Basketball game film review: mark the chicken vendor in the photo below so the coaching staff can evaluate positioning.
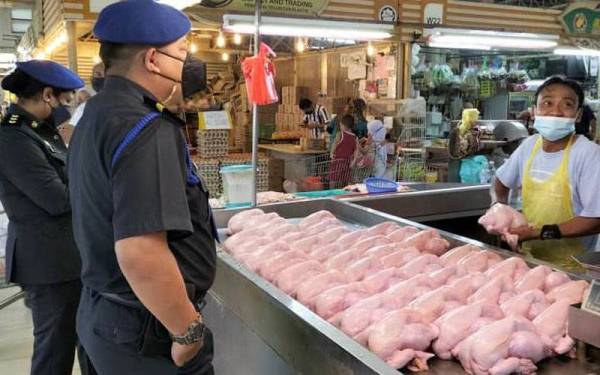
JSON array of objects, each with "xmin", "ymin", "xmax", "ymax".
[
  {"xmin": 493, "ymin": 76, "xmax": 600, "ymax": 270},
  {"xmin": 299, "ymin": 98, "xmax": 330, "ymax": 138}
]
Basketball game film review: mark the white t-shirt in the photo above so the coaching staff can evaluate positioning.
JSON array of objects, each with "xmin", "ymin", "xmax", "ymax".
[
  {"xmin": 496, "ymin": 134, "xmax": 600, "ymax": 250},
  {"xmin": 69, "ymin": 102, "xmax": 86, "ymax": 126}
]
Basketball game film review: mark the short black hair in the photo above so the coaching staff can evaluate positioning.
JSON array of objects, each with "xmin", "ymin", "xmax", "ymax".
[
  {"xmin": 340, "ymin": 114, "xmax": 354, "ymax": 128},
  {"xmin": 299, "ymin": 98, "xmax": 312, "ymax": 111},
  {"xmin": 99, "ymin": 42, "xmax": 148, "ymax": 72},
  {"xmin": 535, "ymin": 75, "xmax": 584, "ymax": 109},
  {"xmin": 1, "ymin": 68, "xmax": 69, "ymax": 99}
]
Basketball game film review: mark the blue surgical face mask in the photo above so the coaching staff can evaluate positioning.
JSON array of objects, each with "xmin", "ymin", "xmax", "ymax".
[{"xmin": 533, "ymin": 116, "xmax": 576, "ymax": 142}]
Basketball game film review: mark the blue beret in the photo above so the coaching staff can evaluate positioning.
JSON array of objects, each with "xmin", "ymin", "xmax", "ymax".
[
  {"xmin": 94, "ymin": 0, "xmax": 191, "ymax": 45},
  {"xmin": 14, "ymin": 60, "xmax": 84, "ymax": 90}
]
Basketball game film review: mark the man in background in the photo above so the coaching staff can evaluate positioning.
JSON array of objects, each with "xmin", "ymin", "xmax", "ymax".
[{"xmin": 299, "ymin": 98, "xmax": 330, "ymax": 138}]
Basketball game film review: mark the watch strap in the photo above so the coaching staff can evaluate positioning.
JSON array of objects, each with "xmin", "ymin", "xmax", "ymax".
[
  {"xmin": 541, "ymin": 224, "xmax": 561, "ymax": 240},
  {"xmin": 170, "ymin": 314, "xmax": 205, "ymax": 345}
]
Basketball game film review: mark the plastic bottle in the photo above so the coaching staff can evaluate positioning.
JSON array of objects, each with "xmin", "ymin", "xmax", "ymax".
[{"xmin": 479, "ymin": 160, "xmax": 496, "ymax": 184}]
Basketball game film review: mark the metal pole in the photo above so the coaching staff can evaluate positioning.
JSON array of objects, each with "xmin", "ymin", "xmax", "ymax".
[{"xmin": 251, "ymin": 0, "xmax": 262, "ymax": 207}]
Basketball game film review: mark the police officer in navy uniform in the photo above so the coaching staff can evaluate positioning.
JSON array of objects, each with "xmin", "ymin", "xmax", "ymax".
[
  {"xmin": 67, "ymin": 0, "xmax": 217, "ymax": 374},
  {"xmin": 0, "ymin": 60, "xmax": 97, "ymax": 375}
]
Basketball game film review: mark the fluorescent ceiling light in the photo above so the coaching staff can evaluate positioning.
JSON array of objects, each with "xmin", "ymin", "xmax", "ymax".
[
  {"xmin": 554, "ymin": 47, "xmax": 600, "ymax": 57},
  {"xmin": 427, "ymin": 28, "xmax": 558, "ymax": 50},
  {"xmin": 428, "ymin": 42, "xmax": 491, "ymax": 51},
  {"xmin": 223, "ymin": 15, "xmax": 393, "ymax": 41},
  {"xmin": 157, "ymin": 0, "xmax": 198, "ymax": 10}
]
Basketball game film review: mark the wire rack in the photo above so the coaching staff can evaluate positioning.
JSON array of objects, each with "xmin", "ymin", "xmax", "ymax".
[
  {"xmin": 395, "ymin": 99, "xmax": 427, "ymax": 183},
  {"xmin": 297, "ymin": 147, "xmax": 378, "ymax": 191}
]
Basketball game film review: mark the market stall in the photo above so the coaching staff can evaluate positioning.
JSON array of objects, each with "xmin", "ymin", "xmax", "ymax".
[{"xmin": 207, "ymin": 199, "xmax": 600, "ymax": 375}]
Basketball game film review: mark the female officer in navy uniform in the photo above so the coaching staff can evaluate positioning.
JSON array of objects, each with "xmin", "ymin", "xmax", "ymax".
[{"xmin": 0, "ymin": 60, "xmax": 96, "ymax": 375}]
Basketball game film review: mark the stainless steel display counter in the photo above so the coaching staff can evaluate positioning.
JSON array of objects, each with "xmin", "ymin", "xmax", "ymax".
[
  {"xmin": 345, "ymin": 183, "xmax": 491, "ymax": 222},
  {"xmin": 206, "ymin": 199, "xmax": 599, "ymax": 375}
]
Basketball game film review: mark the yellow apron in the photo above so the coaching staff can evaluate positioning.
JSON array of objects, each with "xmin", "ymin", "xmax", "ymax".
[{"xmin": 521, "ymin": 135, "xmax": 586, "ymax": 272}]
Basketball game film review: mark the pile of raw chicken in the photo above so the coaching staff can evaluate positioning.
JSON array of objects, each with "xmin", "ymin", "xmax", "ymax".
[{"xmin": 223, "ymin": 209, "xmax": 589, "ymax": 375}]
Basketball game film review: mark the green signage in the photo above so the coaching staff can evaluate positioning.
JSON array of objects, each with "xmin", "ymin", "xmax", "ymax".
[
  {"xmin": 199, "ymin": 0, "xmax": 329, "ymax": 16},
  {"xmin": 561, "ymin": 2, "xmax": 600, "ymax": 35}
]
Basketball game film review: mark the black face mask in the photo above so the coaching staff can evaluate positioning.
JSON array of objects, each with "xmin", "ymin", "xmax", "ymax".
[
  {"xmin": 92, "ymin": 77, "xmax": 105, "ymax": 92},
  {"xmin": 156, "ymin": 51, "xmax": 207, "ymax": 99},
  {"xmin": 49, "ymin": 105, "xmax": 72, "ymax": 127}
]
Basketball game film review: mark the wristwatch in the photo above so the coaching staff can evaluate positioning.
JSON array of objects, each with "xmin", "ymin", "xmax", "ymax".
[
  {"xmin": 170, "ymin": 313, "xmax": 205, "ymax": 345},
  {"xmin": 540, "ymin": 224, "xmax": 562, "ymax": 240}
]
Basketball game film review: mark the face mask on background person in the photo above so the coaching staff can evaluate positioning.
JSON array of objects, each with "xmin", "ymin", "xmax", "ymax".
[
  {"xmin": 533, "ymin": 116, "xmax": 576, "ymax": 142},
  {"xmin": 92, "ymin": 77, "xmax": 105, "ymax": 92}
]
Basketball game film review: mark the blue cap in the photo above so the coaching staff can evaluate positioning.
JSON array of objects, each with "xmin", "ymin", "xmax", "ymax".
[
  {"xmin": 93, "ymin": 0, "xmax": 191, "ymax": 45},
  {"xmin": 14, "ymin": 60, "xmax": 84, "ymax": 90}
]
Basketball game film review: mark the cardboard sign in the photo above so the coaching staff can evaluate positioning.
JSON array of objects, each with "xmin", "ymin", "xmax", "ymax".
[
  {"xmin": 198, "ymin": 111, "xmax": 232, "ymax": 130},
  {"xmin": 582, "ymin": 279, "xmax": 600, "ymax": 316}
]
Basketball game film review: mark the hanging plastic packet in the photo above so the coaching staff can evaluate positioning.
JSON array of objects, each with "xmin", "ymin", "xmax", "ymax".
[{"xmin": 241, "ymin": 42, "xmax": 279, "ymax": 105}]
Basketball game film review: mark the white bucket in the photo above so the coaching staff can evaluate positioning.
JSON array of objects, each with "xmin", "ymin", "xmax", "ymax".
[{"xmin": 220, "ymin": 164, "xmax": 253, "ymax": 206}]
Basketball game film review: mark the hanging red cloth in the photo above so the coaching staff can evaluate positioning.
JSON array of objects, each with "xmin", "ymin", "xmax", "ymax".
[{"xmin": 241, "ymin": 42, "xmax": 279, "ymax": 106}]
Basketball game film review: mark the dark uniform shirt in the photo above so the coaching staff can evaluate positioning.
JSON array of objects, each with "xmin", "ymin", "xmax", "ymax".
[
  {"xmin": 67, "ymin": 76, "xmax": 216, "ymax": 298},
  {"xmin": 0, "ymin": 105, "xmax": 81, "ymax": 284}
]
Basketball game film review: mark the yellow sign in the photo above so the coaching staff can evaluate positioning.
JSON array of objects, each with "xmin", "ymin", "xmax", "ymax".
[{"xmin": 199, "ymin": 0, "xmax": 329, "ymax": 16}]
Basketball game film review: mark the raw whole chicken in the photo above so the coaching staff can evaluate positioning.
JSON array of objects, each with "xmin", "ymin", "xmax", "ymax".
[
  {"xmin": 544, "ymin": 271, "xmax": 571, "ymax": 292},
  {"xmin": 267, "ymin": 223, "xmax": 300, "ymax": 241},
  {"xmin": 468, "ymin": 275, "xmax": 513, "ymax": 315},
  {"xmin": 309, "ymin": 243, "xmax": 342, "ymax": 263},
  {"xmin": 433, "ymin": 302, "xmax": 497, "ymax": 360},
  {"xmin": 366, "ymin": 222, "xmax": 402, "ymax": 237},
  {"xmin": 238, "ymin": 241, "xmax": 291, "ymax": 272},
  {"xmin": 337, "ymin": 229, "xmax": 370, "ymax": 248},
  {"xmin": 317, "ymin": 226, "xmax": 349, "ymax": 245},
  {"xmin": 227, "ymin": 208, "xmax": 264, "ymax": 234},
  {"xmin": 514, "ymin": 265, "xmax": 552, "ymax": 294},
  {"xmin": 296, "ymin": 271, "xmax": 348, "ymax": 310},
  {"xmin": 533, "ymin": 300, "xmax": 575, "ymax": 356},
  {"xmin": 478, "ymin": 204, "xmax": 528, "ymax": 250},
  {"xmin": 457, "ymin": 250, "xmax": 501, "ymax": 274},
  {"xmin": 500, "ymin": 289, "xmax": 548, "ymax": 321},
  {"xmin": 299, "ymin": 210, "xmax": 336, "ymax": 229},
  {"xmin": 348, "ymin": 235, "xmax": 392, "ymax": 254},
  {"xmin": 275, "ymin": 260, "xmax": 325, "ymax": 296},
  {"xmin": 380, "ymin": 248, "xmax": 421, "ymax": 268},
  {"xmin": 314, "ymin": 282, "xmax": 371, "ymax": 321},
  {"xmin": 456, "ymin": 317, "xmax": 544, "ymax": 375},
  {"xmin": 290, "ymin": 235, "xmax": 321, "ymax": 254},
  {"xmin": 397, "ymin": 254, "xmax": 441, "ymax": 280},
  {"xmin": 387, "ymin": 227, "xmax": 420, "ymax": 243},
  {"xmin": 440, "ymin": 244, "xmax": 479, "ymax": 267},
  {"xmin": 400, "ymin": 229, "xmax": 450, "ymax": 256},
  {"xmin": 546, "ymin": 280, "xmax": 589, "ymax": 306},
  {"xmin": 338, "ymin": 275, "xmax": 431, "ymax": 343},
  {"xmin": 363, "ymin": 244, "xmax": 397, "ymax": 259},
  {"xmin": 258, "ymin": 250, "xmax": 308, "ymax": 281},
  {"xmin": 368, "ymin": 309, "xmax": 439, "ymax": 371},
  {"xmin": 484, "ymin": 257, "xmax": 530, "ymax": 283}
]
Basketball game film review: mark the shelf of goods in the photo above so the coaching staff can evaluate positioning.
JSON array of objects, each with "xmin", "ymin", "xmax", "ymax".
[
  {"xmin": 205, "ymin": 199, "xmax": 600, "ymax": 375},
  {"xmin": 193, "ymin": 153, "xmax": 276, "ymax": 198}
]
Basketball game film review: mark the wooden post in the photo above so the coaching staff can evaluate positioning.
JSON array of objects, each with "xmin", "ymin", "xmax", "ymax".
[
  {"xmin": 66, "ymin": 21, "xmax": 78, "ymax": 74},
  {"xmin": 320, "ymin": 53, "xmax": 327, "ymax": 97},
  {"xmin": 402, "ymin": 42, "xmax": 411, "ymax": 99}
]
